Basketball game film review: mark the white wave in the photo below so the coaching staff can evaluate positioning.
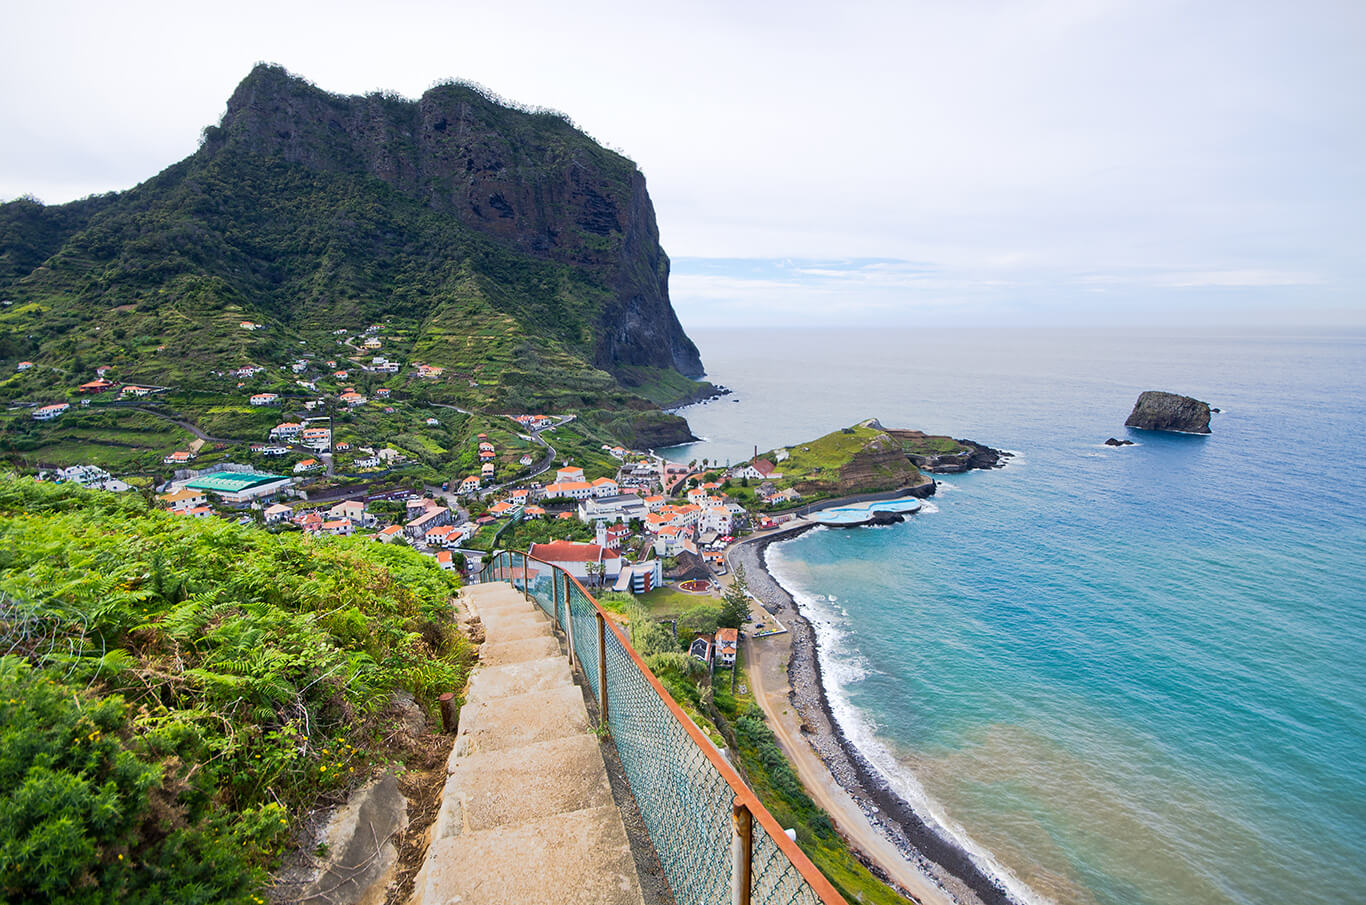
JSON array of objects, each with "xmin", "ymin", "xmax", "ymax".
[
  {"xmin": 918, "ymin": 500, "xmax": 940, "ymax": 515},
  {"xmin": 765, "ymin": 543, "xmax": 1054, "ymax": 905}
]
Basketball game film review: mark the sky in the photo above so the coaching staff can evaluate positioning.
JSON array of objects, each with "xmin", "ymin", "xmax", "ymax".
[{"xmin": 2, "ymin": 0, "xmax": 1363, "ymax": 327}]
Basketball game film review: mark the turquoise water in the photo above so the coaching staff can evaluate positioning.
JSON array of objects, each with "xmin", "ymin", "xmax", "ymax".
[{"xmin": 666, "ymin": 328, "xmax": 1366, "ymax": 905}]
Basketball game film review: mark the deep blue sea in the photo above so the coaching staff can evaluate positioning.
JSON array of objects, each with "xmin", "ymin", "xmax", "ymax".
[{"xmin": 664, "ymin": 327, "xmax": 1366, "ymax": 905}]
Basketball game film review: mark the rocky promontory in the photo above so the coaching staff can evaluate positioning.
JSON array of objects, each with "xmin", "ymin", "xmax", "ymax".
[{"xmin": 1124, "ymin": 391, "xmax": 1212, "ymax": 434}]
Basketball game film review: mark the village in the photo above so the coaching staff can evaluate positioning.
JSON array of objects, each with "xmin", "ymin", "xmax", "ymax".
[{"xmin": 10, "ymin": 319, "xmax": 827, "ymax": 662}]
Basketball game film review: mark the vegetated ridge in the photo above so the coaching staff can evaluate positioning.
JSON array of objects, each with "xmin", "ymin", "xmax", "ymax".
[
  {"xmin": 0, "ymin": 64, "xmax": 708, "ymax": 446},
  {"xmin": 727, "ymin": 418, "xmax": 1008, "ymax": 510}
]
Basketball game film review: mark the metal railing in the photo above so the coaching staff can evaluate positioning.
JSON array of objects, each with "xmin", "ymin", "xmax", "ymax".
[{"xmin": 480, "ymin": 550, "xmax": 846, "ymax": 905}]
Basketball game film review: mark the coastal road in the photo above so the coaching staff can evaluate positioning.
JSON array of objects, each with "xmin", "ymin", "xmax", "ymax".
[{"xmin": 744, "ymin": 631, "xmax": 956, "ymax": 905}]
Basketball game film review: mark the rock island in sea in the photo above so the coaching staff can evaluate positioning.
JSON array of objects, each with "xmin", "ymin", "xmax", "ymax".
[{"xmin": 726, "ymin": 420, "xmax": 1019, "ymax": 905}]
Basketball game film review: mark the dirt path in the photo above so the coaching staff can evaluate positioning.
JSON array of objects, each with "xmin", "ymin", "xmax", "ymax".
[{"xmin": 745, "ymin": 632, "xmax": 955, "ymax": 905}]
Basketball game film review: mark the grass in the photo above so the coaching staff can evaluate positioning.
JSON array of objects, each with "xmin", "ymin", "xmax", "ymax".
[{"xmin": 635, "ymin": 585, "xmax": 717, "ymax": 619}]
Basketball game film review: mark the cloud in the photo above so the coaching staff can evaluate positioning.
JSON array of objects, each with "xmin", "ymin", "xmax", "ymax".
[{"xmin": 0, "ymin": 0, "xmax": 1361, "ymax": 324}]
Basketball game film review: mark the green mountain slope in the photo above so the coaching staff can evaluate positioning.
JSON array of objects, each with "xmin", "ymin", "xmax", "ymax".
[{"xmin": 0, "ymin": 65, "xmax": 706, "ymax": 440}]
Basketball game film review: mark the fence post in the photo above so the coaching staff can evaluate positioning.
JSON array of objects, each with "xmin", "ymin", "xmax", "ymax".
[
  {"xmin": 564, "ymin": 573, "xmax": 577, "ymax": 671},
  {"xmin": 732, "ymin": 799, "xmax": 753, "ymax": 905},
  {"xmin": 595, "ymin": 610, "xmax": 608, "ymax": 722},
  {"xmin": 522, "ymin": 553, "xmax": 529, "ymax": 601},
  {"xmin": 552, "ymin": 565, "xmax": 562, "ymax": 629}
]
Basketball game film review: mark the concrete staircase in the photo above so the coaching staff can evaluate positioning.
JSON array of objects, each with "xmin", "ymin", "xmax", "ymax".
[{"xmin": 411, "ymin": 582, "xmax": 646, "ymax": 905}]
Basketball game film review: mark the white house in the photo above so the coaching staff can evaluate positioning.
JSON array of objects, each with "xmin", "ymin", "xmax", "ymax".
[
  {"xmin": 590, "ymin": 477, "xmax": 620, "ymax": 498},
  {"xmin": 327, "ymin": 499, "xmax": 374, "ymax": 527},
  {"xmin": 578, "ymin": 494, "xmax": 649, "ymax": 525},
  {"xmin": 32, "ymin": 403, "xmax": 69, "ymax": 421},
  {"xmin": 249, "ymin": 393, "xmax": 279, "ymax": 406},
  {"xmin": 264, "ymin": 503, "xmax": 293, "ymax": 524},
  {"xmin": 270, "ymin": 422, "xmax": 303, "ymax": 440},
  {"xmin": 526, "ymin": 540, "xmax": 621, "ymax": 584},
  {"xmin": 543, "ymin": 480, "xmax": 593, "ymax": 500},
  {"xmin": 555, "ymin": 466, "xmax": 585, "ymax": 483}
]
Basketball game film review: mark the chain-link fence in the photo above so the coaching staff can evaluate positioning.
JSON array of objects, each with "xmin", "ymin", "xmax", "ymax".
[{"xmin": 480, "ymin": 551, "xmax": 845, "ymax": 905}]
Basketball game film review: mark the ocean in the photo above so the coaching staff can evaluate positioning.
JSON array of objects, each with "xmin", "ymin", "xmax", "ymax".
[{"xmin": 664, "ymin": 327, "xmax": 1366, "ymax": 905}]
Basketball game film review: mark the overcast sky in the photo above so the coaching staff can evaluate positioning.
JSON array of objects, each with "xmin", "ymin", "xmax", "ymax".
[{"xmin": 2, "ymin": 0, "xmax": 1362, "ymax": 327}]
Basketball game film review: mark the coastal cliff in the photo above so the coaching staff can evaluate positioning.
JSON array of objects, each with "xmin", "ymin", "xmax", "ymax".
[
  {"xmin": 1124, "ymin": 391, "xmax": 1212, "ymax": 433},
  {"xmin": 0, "ymin": 64, "xmax": 708, "ymax": 433}
]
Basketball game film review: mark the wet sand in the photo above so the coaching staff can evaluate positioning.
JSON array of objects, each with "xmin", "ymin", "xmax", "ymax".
[{"xmin": 730, "ymin": 528, "xmax": 1018, "ymax": 905}]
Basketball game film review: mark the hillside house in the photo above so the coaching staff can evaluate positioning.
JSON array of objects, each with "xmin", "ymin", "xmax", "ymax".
[
  {"xmin": 250, "ymin": 393, "xmax": 279, "ymax": 406},
  {"xmin": 480, "ymin": 462, "xmax": 495, "ymax": 479},
  {"xmin": 555, "ymin": 466, "xmax": 585, "ymax": 483},
  {"xmin": 16, "ymin": 361, "xmax": 33, "ymax": 371},
  {"xmin": 294, "ymin": 458, "xmax": 323, "ymax": 474},
  {"xmin": 78, "ymin": 379, "xmax": 114, "ymax": 394},
  {"xmin": 732, "ymin": 459, "xmax": 782, "ymax": 481},
  {"xmin": 435, "ymin": 550, "xmax": 454, "ymax": 571},
  {"xmin": 321, "ymin": 519, "xmax": 354, "ymax": 536},
  {"xmin": 424, "ymin": 525, "xmax": 457, "ymax": 547},
  {"xmin": 375, "ymin": 525, "xmax": 405, "ymax": 543},
  {"xmin": 416, "ymin": 365, "xmax": 444, "ymax": 379},
  {"xmin": 120, "ymin": 386, "xmax": 153, "ymax": 398},
  {"xmin": 715, "ymin": 628, "xmax": 738, "ymax": 666},
  {"xmin": 32, "ymin": 403, "xmax": 69, "ymax": 421},
  {"xmin": 159, "ymin": 488, "xmax": 207, "ymax": 512},
  {"xmin": 270, "ymin": 422, "xmax": 302, "ymax": 440},
  {"xmin": 264, "ymin": 503, "xmax": 293, "ymax": 524},
  {"xmin": 591, "ymin": 477, "xmax": 620, "ymax": 497},
  {"xmin": 543, "ymin": 480, "xmax": 593, "ymax": 501},
  {"xmin": 405, "ymin": 506, "xmax": 452, "ymax": 541},
  {"xmin": 578, "ymin": 494, "xmax": 648, "ymax": 524},
  {"xmin": 363, "ymin": 338, "xmax": 383, "ymax": 350},
  {"xmin": 300, "ymin": 428, "xmax": 331, "ymax": 451},
  {"xmin": 426, "ymin": 417, "xmax": 440, "ymax": 426},
  {"xmin": 163, "ymin": 450, "xmax": 196, "ymax": 465},
  {"xmin": 375, "ymin": 388, "xmax": 391, "ymax": 398},
  {"xmin": 613, "ymin": 559, "xmax": 663, "ymax": 595},
  {"xmin": 182, "ymin": 505, "xmax": 214, "ymax": 518},
  {"xmin": 526, "ymin": 540, "xmax": 621, "ymax": 584},
  {"xmin": 519, "ymin": 454, "xmax": 534, "ymax": 466},
  {"xmin": 458, "ymin": 475, "xmax": 481, "ymax": 494},
  {"xmin": 339, "ymin": 392, "xmax": 366, "ymax": 406},
  {"xmin": 327, "ymin": 499, "xmax": 374, "ymax": 527}
]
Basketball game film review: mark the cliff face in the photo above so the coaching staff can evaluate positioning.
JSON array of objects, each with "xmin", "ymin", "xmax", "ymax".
[
  {"xmin": 209, "ymin": 65, "xmax": 702, "ymax": 378},
  {"xmin": 1124, "ymin": 391, "xmax": 1212, "ymax": 433}
]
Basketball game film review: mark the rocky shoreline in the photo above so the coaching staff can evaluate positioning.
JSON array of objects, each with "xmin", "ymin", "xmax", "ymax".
[{"xmin": 732, "ymin": 528, "xmax": 1020, "ymax": 905}]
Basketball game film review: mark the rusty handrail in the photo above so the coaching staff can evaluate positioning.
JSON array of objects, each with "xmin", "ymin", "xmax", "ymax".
[{"xmin": 481, "ymin": 549, "xmax": 847, "ymax": 905}]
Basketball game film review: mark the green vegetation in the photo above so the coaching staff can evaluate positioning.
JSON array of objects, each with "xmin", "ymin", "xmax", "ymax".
[
  {"xmin": 737, "ymin": 421, "xmax": 938, "ymax": 509},
  {"xmin": 0, "ymin": 476, "xmax": 472, "ymax": 903},
  {"xmin": 0, "ymin": 65, "xmax": 708, "ymax": 456},
  {"xmin": 0, "ymin": 407, "xmax": 194, "ymax": 471}
]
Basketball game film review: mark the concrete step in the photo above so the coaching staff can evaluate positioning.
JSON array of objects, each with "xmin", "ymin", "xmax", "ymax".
[
  {"xmin": 434, "ymin": 733, "xmax": 614, "ymax": 839},
  {"xmin": 465, "ymin": 656, "xmax": 573, "ymax": 707},
  {"xmin": 480, "ymin": 617, "xmax": 555, "ymax": 645},
  {"xmin": 415, "ymin": 805, "xmax": 644, "ymax": 905},
  {"xmin": 451, "ymin": 685, "xmax": 590, "ymax": 761},
  {"xmin": 480, "ymin": 635, "xmax": 561, "ymax": 667}
]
